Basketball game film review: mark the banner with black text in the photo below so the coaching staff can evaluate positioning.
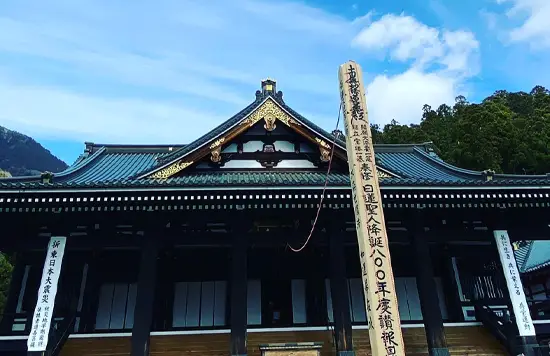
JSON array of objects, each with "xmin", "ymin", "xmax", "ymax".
[
  {"xmin": 494, "ymin": 230, "xmax": 535, "ymax": 337},
  {"xmin": 27, "ymin": 236, "xmax": 67, "ymax": 351}
]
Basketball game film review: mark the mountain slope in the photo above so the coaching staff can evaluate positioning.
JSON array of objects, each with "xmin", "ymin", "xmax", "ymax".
[{"xmin": 0, "ymin": 126, "xmax": 68, "ymax": 177}]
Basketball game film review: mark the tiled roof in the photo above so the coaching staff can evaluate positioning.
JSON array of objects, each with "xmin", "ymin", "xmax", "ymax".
[
  {"xmin": 2, "ymin": 141, "xmax": 550, "ymax": 191},
  {"xmin": 2, "ymin": 82, "xmax": 550, "ymax": 192},
  {"xmin": 515, "ymin": 243, "xmax": 531, "ymax": 271},
  {"xmin": 515, "ymin": 241, "xmax": 550, "ymax": 274}
]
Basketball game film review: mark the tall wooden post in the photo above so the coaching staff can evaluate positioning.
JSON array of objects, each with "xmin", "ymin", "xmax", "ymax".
[{"xmin": 338, "ymin": 61, "xmax": 405, "ymax": 356}]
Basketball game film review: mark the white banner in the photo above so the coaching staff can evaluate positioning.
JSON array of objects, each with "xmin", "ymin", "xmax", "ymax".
[
  {"xmin": 27, "ymin": 236, "xmax": 67, "ymax": 351},
  {"xmin": 493, "ymin": 230, "xmax": 535, "ymax": 337}
]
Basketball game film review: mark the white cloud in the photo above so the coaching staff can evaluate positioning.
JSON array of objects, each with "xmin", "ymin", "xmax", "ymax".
[
  {"xmin": 352, "ymin": 13, "xmax": 478, "ymax": 74},
  {"xmin": 496, "ymin": 0, "xmax": 550, "ymax": 49},
  {"xmin": 0, "ymin": 81, "xmax": 227, "ymax": 144},
  {"xmin": 480, "ymin": 9, "xmax": 498, "ymax": 31},
  {"xmin": 352, "ymin": 13, "xmax": 479, "ymax": 126},
  {"xmin": 366, "ymin": 70, "xmax": 457, "ymax": 126},
  {"xmin": 353, "ymin": 14, "xmax": 444, "ymax": 67},
  {"xmin": 0, "ymin": 0, "xmax": 362, "ymax": 146},
  {"xmin": 0, "ymin": 0, "xmax": 480, "ymax": 152}
]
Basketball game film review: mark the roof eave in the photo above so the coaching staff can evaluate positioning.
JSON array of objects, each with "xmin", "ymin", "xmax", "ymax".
[{"xmin": 3, "ymin": 183, "xmax": 550, "ymax": 194}]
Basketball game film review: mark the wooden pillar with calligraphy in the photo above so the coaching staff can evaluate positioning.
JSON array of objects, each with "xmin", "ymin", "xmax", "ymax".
[{"xmin": 338, "ymin": 61, "xmax": 405, "ymax": 356}]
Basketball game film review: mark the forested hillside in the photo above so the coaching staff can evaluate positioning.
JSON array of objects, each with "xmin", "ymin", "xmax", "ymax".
[
  {"xmin": 0, "ymin": 125, "xmax": 67, "ymax": 177},
  {"xmin": 370, "ymin": 86, "xmax": 550, "ymax": 175}
]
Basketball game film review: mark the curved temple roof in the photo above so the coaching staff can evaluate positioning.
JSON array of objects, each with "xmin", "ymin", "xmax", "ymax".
[
  {"xmin": 2, "ymin": 80, "xmax": 550, "ymax": 192},
  {"xmin": 515, "ymin": 241, "xmax": 550, "ymax": 274}
]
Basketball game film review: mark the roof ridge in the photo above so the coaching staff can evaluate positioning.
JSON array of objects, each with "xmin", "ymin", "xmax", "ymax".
[
  {"xmin": 0, "ymin": 146, "xmax": 108, "ymax": 183},
  {"xmin": 89, "ymin": 143, "xmax": 187, "ymax": 150},
  {"xmin": 54, "ymin": 147, "xmax": 107, "ymax": 178},
  {"xmin": 412, "ymin": 147, "xmax": 483, "ymax": 179}
]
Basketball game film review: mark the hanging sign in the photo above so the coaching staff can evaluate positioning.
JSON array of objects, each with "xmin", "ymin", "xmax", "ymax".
[
  {"xmin": 338, "ymin": 61, "xmax": 405, "ymax": 356},
  {"xmin": 27, "ymin": 236, "xmax": 67, "ymax": 351},
  {"xmin": 493, "ymin": 230, "xmax": 535, "ymax": 337}
]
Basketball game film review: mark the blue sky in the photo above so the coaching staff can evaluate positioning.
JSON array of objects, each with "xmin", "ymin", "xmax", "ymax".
[{"xmin": 0, "ymin": 0, "xmax": 548, "ymax": 164}]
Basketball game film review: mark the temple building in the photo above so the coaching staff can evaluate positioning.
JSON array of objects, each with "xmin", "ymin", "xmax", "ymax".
[{"xmin": 0, "ymin": 79, "xmax": 549, "ymax": 355}]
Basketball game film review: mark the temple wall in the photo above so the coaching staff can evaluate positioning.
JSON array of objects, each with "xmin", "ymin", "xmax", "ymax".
[{"xmin": 59, "ymin": 326, "xmax": 506, "ymax": 356}]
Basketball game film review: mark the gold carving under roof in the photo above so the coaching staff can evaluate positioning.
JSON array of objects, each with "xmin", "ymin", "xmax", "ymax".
[
  {"xmin": 377, "ymin": 170, "xmax": 392, "ymax": 179},
  {"xmin": 149, "ymin": 161, "xmax": 194, "ymax": 179},
  {"xmin": 320, "ymin": 148, "xmax": 331, "ymax": 162},
  {"xmin": 241, "ymin": 99, "xmax": 301, "ymax": 128},
  {"xmin": 209, "ymin": 137, "xmax": 226, "ymax": 149},
  {"xmin": 315, "ymin": 137, "xmax": 331, "ymax": 149},
  {"xmin": 264, "ymin": 115, "xmax": 276, "ymax": 132},
  {"xmin": 210, "ymin": 147, "xmax": 222, "ymax": 163}
]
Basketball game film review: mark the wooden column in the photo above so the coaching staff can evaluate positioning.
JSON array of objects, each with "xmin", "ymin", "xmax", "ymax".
[
  {"xmin": 230, "ymin": 223, "xmax": 248, "ymax": 356},
  {"xmin": 0, "ymin": 254, "xmax": 25, "ymax": 334},
  {"xmin": 328, "ymin": 224, "xmax": 355, "ymax": 355},
  {"xmin": 408, "ymin": 212, "xmax": 450, "ymax": 356},
  {"xmin": 131, "ymin": 232, "xmax": 159, "ymax": 356},
  {"xmin": 154, "ymin": 249, "xmax": 173, "ymax": 331}
]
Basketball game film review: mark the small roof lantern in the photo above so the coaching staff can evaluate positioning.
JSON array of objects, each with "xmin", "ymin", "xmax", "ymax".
[{"xmin": 261, "ymin": 78, "xmax": 277, "ymax": 95}]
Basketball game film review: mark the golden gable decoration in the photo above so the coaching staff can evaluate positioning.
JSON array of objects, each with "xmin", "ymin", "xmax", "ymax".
[
  {"xmin": 240, "ymin": 98, "xmax": 301, "ymax": 129},
  {"xmin": 149, "ymin": 161, "xmax": 194, "ymax": 179}
]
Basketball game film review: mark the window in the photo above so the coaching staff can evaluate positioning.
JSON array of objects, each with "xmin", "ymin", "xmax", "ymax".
[
  {"xmin": 325, "ymin": 278, "xmax": 366, "ymax": 323},
  {"xmin": 348, "ymin": 278, "xmax": 367, "ymax": 323},
  {"xmin": 291, "ymin": 279, "xmax": 307, "ymax": 324},
  {"xmin": 325, "ymin": 277, "xmax": 448, "ymax": 323},
  {"xmin": 247, "ymin": 279, "xmax": 262, "ymax": 326},
  {"xmin": 95, "ymin": 283, "xmax": 137, "ymax": 330},
  {"xmin": 172, "ymin": 281, "xmax": 227, "ymax": 328}
]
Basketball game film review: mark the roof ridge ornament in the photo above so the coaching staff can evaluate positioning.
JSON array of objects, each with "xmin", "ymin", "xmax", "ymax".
[
  {"xmin": 41, "ymin": 171, "xmax": 53, "ymax": 184},
  {"xmin": 256, "ymin": 78, "xmax": 285, "ymax": 103},
  {"xmin": 482, "ymin": 169, "xmax": 495, "ymax": 181}
]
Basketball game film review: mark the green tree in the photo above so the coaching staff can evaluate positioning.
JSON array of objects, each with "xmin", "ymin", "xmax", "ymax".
[
  {"xmin": 0, "ymin": 253, "xmax": 13, "ymax": 314},
  {"xmin": 373, "ymin": 86, "xmax": 550, "ymax": 175}
]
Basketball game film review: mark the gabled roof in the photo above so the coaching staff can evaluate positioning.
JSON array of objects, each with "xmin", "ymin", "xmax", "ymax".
[
  {"xmin": 138, "ymin": 83, "xmax": 347, "ymax": 179},
  {"xmin": 2, "ymin": 79, "xmax": 550, "ymax": 192}
]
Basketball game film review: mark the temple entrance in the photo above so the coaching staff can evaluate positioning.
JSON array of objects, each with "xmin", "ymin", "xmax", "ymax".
[{"xmin": 262, "ymin": 278, "xmax": 292, "ymax": 327}]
